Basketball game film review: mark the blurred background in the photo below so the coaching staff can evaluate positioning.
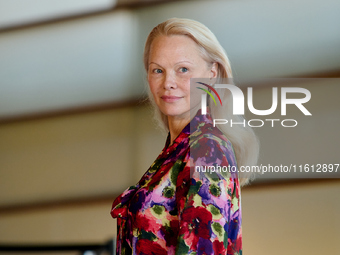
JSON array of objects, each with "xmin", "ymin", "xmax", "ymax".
[{"xmin": 0, "ymin": 0, "xmax": 339, "ymax": 254}]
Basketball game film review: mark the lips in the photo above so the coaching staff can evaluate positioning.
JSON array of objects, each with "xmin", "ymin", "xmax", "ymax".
[{"xmin": 161, "ymin": 95, "xmax": 183, "ymax": 103}]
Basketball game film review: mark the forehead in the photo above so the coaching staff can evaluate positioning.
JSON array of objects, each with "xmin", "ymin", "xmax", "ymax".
[{"xmin": 148, "ymin": 35, "xmax": 202, "ymax": 62}]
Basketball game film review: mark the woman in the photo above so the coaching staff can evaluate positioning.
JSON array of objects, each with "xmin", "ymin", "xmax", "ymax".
[{"xmin": 111, "ymin": 18, "xmax": 259, "ymax": 255}]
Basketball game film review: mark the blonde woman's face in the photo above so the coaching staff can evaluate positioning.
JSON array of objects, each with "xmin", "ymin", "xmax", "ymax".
[{"xmin": 148, "ymin": 35, "xmax": 217, "ymax": 121}]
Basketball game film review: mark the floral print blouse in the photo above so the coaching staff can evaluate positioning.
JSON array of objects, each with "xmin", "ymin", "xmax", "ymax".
[{"xmin": 111, "ymin": 111, "xmax": 242, "ymax": 255}]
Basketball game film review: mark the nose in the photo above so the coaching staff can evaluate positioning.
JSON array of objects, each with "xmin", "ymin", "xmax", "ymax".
[{"xmin": 163, "ymin": 72, "xmax": 177, "ymax": 90}]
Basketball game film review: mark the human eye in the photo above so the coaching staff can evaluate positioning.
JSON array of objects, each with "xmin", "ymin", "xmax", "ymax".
[
  {"xmin": 153, "ymin": 68, "xmax": 163, "ymax": 74},
  {"xmin": 179, "ymin": 67, "xmax": 188, "ymax": 73}
]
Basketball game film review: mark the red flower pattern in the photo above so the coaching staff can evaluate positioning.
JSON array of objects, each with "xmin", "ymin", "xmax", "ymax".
[
  {"xmin": 180, "ymin": 206, "xmax": 212, "ymax": 249},
  {"xmin": 111, "ymin": 112, "xmax": 242, "ymax": 255},
  {"xmin": 136, "ymin": 239, "xmax": 168, "ymax": 255}
]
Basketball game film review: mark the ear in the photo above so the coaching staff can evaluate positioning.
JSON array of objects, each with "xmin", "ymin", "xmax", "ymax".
[{"xmin": 210, "ymin": 62, "xmax": 218, "ymax": 79}]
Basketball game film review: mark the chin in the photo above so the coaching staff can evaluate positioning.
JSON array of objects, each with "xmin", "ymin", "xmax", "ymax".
[
  {"xmin": 157, "ymin": 104, "xmax": 190, "ymax": 119},
  {"xmin": 162, "ymin": 110, "xmax": 190, "ymax": 120},
  {"xmin": 161, "ymin": 110, "xmax": 183, "ymax": 117}
]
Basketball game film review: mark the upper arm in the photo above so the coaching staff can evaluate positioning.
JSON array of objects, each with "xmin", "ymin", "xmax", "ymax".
[{"xmin": 175, "ymin": 136, "xmax": 242, "ymax": 255}]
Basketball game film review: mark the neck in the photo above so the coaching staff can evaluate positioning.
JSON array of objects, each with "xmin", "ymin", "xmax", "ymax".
[
  {"xmin": 167, "ymin": 105, "xmax": 201, "ymax": 144},
  {"xmin": 168, "ymin": 116, "xmax": 189, "ymax": 145}
]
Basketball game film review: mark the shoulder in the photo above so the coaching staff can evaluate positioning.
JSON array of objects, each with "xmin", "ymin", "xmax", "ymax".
[
  {"xmin": 189, "ymin": 124, "xmax": 238, "ymax": 169},
  {"xmin": 174, "ymin": 124, "xmax": 239, "ymax": 196}
]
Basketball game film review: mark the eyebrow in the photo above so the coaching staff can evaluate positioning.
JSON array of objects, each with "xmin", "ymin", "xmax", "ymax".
[
  {"xmin": 176, "ymin": 61, "xmax": 193, "ymax": 65},
  {"xmin": 148, "ymin": 60, "xmax": 193, "ymax": 67},
  {"xmin": 148, "ymin": 62, "xmax": 161, "ymax": 67}
]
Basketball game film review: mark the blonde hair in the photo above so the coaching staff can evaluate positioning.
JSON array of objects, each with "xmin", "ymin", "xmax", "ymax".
[{"xmin": 144, "ymin": 18, "xmax": 259, "ymax": 185}]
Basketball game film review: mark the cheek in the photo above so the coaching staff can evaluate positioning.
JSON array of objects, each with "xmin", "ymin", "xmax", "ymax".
[
  {"xmin": 181, "ymin": 77, "xmax": 191, "ymax": 93},
  {"xmin": 190, "ymin": 89, "xmax": 203, "ymax": 107},
  {"xmin": 148, "ymin": 80, "xmax": 160, "ymax": 100}
]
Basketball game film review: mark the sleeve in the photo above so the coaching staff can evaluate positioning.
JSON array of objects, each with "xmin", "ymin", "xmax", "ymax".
[{"xmin": 175, "ymin": 136, "xmax": 242, "ymax": 255}]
